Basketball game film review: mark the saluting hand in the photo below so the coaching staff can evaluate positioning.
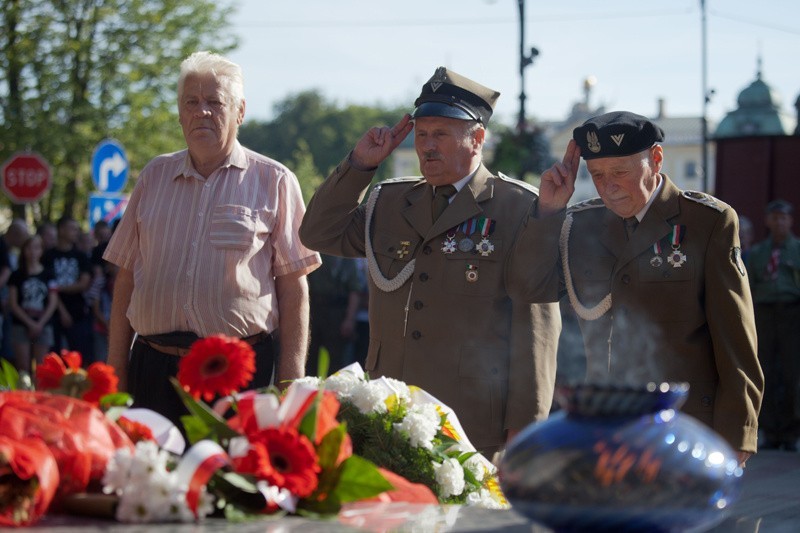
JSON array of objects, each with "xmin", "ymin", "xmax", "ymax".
[
  {"xmin": 350, "ymin": 114, "xmax": 414, "ymax": 170},
  {"xmin": 538, "ymin": 139, "xmax": 580, "ymax": 217}
]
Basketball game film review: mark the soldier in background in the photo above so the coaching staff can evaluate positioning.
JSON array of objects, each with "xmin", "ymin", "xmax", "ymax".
[{"xmin": 746, "ymin": 199, "xmax": 800, "ymax": 451}]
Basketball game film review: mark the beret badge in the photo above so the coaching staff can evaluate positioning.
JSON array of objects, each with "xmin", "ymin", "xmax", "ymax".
[{"xmin": 587, "ymin": 131, "xmax": 601, "ymax": 154}]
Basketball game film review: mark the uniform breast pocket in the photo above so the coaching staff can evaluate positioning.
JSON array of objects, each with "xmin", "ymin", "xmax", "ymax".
[
  {"xmin": 209, "ymin": 205, "xmax": 257, "ymax": 251},
  {"xmin": 372, "ymin": 231, "xmax": 419, "ymax": 278},
  {"xmin": 442, "ymin": 240, "xmax": 504, "ymax": 297},
  {"xmin": 639, "ymin": 257, "xmax": 695, "ymax": 318},
  {"xmin": 572, "ymin": 256, "xmax": 615, "ymax": 305}
]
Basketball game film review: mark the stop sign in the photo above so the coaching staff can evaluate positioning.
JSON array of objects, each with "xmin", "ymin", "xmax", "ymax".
[{"xmin": 1, "ymin": 152, "xmax": 52, "ymax": 204}]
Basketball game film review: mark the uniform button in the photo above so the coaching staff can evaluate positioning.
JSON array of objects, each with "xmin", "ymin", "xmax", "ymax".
[
  {"xmin": 423, "ymin": 246, "xmax": 432, "ymax": 255},
  {"xmin": 662, "ymin": 271, "xmax": 671, "ymax": 278},
  {"xmin": 388, "ymin": 246, "xmax": 395, "ymax": 253},
  {"xmin": 412, "ymin": 330, "xmax": 422, "ymax": 339},
  {"xmin": 491, "ymin": 368, "xmax": 499, "ymax": 375},
  {"xmin": 622, "ymin": 274, "xmax": 631, "ymax": 284},
  {"xmin": 419, "ymin": 273, "xmax": 429, "ymax": 282},
  {"xmin": 414, "ymin": 300, "xmax": 423, "ymax": 310}
]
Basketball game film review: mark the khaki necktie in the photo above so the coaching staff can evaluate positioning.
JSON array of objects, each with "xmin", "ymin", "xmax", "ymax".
[
  {"xmin": 624, "ymin": 217, "xmax": 639, "ymax": 240},
  {"xmin": 432, "ymin": 185, "xmax": 457, "ymax": 220}
]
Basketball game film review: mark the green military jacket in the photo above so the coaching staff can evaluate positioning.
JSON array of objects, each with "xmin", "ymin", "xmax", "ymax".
[{"xmin": 746, "ymin": 233, "xmax": 800, "ymax": 303}]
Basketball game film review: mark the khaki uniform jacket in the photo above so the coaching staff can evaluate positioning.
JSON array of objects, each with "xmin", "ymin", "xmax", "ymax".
[
  {"xmin": 300, "ymin": 157, "xmax": 563, "ymax": 451},
  {"xmin": 563, "ymin": 176, "xmax": 763, "ymax": 452}
]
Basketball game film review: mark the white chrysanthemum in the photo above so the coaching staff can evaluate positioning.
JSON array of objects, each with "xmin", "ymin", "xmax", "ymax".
[
  {"xmin": 116, "ymin": 490, "xmax": 157, "ymax": 523},
  {"xmin": 433, "ymin": 458, "xmax": 465, "ymax": 498},
  {"xmin": 394, "ymin": 403, "xmax": 440, "ymax": 450},
  {"xmin": 465, "ymin": 488, "xmax": 506, "ymax": 509},
  {"xmin": 324, "ymin": 370, "xmax": 362, "ymax": 397},
  {"xmin": 128, "ymin": 440, "xmax": 169, "ymax": 485},
  {"xmin": 193, "ymin": 486, "xmax": 215, "ymax": 520},
  {"xmin": 382, "ymin": 377, "xmax": 411, "ymax": 403},
  {"xmin": 293, "ymin": 376, "xmax": 322, "ymax": 388},
  {"xmin": 102, "ymin": 447, "xmax": 133, "ymax": 495},
  {"xmin": 350, "ymin": 380, "xmax": 389, "ymax": 414},
  {"xmin": 463, "ymin": 455, "xmax": 486, "ymax": 483}
]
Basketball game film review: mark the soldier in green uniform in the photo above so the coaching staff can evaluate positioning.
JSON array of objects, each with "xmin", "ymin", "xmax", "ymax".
[
  {"xmin": 746, "ymin": 199, "xmax": 800, "ymax": 451},
  {"xmin": 541, "ymin": 111, "xmax": 763, "ymax": 465},
  {"xmin": 299, "ymin": 67, "xmax": 572, "ymax": 455}
]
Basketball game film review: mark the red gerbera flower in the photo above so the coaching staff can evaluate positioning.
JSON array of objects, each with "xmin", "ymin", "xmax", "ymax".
[
  {"xmin": 35, "ymin": 353, "xmax": 68, "ymax": 390},
  {"xmin": 177, "ymin": 335, "xmax": 256, "ymax": 402},
  {"xmin": 241, "ymin": 427, "xmax": 321, "ymax": 498},
  {"xmin": 82, "ymin": 363, "xmax": 119, "ymax": 404},
  {"xmin": 34, "ymin": 351, "xmax": 118, "ymax": 406},
  {"xmin": 116, "ymin": 416, "xmax": 155, "ymax": 444}
]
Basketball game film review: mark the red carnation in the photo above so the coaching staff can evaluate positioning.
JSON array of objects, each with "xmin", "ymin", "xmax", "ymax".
[{"xmin": 177, "ymin": 335, "xmax": 256, "ymax": 402}]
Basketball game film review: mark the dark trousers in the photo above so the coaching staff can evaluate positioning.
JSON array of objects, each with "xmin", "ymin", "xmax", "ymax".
[
  {"xmin": 755, "ymin": 301, "xmax": 800, "ymax": 446},
  {"xmin": 128, "ymin": 334, "xmax": 275, "ymax": 430}
]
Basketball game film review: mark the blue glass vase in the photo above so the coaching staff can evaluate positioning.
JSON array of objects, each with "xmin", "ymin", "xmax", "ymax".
[{"xmin": 499, "ymin": 382, "xmax": 743, "ymax": 532}]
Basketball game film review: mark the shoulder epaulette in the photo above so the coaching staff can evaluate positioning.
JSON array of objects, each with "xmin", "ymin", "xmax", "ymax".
[
  {"xmin": 682, "ymin": 190, "xmax": 727, "ymax": 212},
  {"xmin": 567, "ymin": 197, "xmax": 605, "ymax": 213},
  {"xmin": 379, "ymin": 176, "xmax": 422, "ymax": 185},
  {"xmin": 497, "ymin": 172, "xmax": 540, "ymax": 195}
]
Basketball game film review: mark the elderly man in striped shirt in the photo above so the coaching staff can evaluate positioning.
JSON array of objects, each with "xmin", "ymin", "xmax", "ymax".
[{"xmin": 104, "ymin": 51, "xmax": 321, "ymax": 426}]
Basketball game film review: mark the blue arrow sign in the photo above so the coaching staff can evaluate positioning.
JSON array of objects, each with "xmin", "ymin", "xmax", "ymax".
[
  {"xmin": 91, "ymin": 139, "xmax": 129, "ymax": 193},
  {"xmin": 88, "ymin": 192, "xmax": 128, "ymax": 230}
]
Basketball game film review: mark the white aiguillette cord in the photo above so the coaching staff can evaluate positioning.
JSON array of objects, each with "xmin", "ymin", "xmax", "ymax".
[
  {"xmin": 364, "ymin": 185, "xmax": 416, "ymax": 336},
  {"xmin": 560, "ymin": 212, "xmax": 612, "ymax": 321}
]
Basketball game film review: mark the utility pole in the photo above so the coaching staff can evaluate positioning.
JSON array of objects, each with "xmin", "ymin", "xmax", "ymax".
[
  {"xmin": 517, "ymin": 0, "xmax": 539, "ymax": 133},
  {"xmin": 701, "ymin": 0, "xmax": 710, "ymax": 192}
]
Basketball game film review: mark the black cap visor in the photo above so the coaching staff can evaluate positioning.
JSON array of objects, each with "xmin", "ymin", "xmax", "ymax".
[{"xmin": 411, "ymin": 101, "xmax": 478, "ymax": 122}]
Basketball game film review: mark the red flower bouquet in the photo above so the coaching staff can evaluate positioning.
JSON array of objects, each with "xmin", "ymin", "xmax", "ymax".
[{"xmin": 0, "ymin": 436, "xmax": 59, "ymax": 526}]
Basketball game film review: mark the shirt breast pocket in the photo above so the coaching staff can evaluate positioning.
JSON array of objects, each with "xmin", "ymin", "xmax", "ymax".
[{"xmin": 209, "ymin": 205, "xmax": 257, "ymax": 251}]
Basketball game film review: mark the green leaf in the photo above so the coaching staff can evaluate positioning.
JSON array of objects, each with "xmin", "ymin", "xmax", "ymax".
[
  {"xmin": 316, "ymin": 424, "xmax": 346, "ymax": 470},
  {"xmin": 316, "ymin": 348, "xmax": 330, "ymax": 379},
  {"xmin": 170, "ymin": 377, "xmax": 240, "ymax": 442},
  {"xmin": 99, "ymin": 392, "xmax": 133, "ymax": 410},
  {"xmin": 181, "ymin": 414, "xmax": 211, "ymax": 443},
  {"xmin": 210, "ymin": 471, "xmax": 266, "ymax": 512},
  {"xmin": 0, "ymin": 359, "xmax": 19, "ymax": 390},
  {"xmin": 330, "ymin": 455, "xmax": 393, "ymax": 503}
]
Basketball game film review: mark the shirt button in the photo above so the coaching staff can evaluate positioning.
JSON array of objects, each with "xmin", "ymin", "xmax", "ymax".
[
  {"xmin": 198, "ymin": 212, "xmax": 203, "ymax": 217},
  {"xmin": 419, "ymin": 273, "xmax": 429, "ymax": 282},
  {"xmin": 423, "ymin": 246, "xmax": 432, "ymax": 255},
  {"xmin": 414, "ymin": 300, "xmax": 423, "ymax": 310},
  {"xmin": 192, "ymin": 241, "xmax": 198, "ymax": 247},
  {"xmin": 622, "ymin": 274, "xmax": 631, "ymax": 284},
  {"xmin": 183, "ymin": 304, "xmax": 189, "ymax": 310},
  {"xmin": 412, "ymin": 330, "xmax": 422, "ymax": 340}
]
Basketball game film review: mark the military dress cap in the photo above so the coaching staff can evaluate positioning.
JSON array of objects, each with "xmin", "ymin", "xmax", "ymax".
[
  {"xmin": 766, "ymin": 199, "xmax": 793, "ymax": 214},
  {"xmin": 573, "ymin": 111, "xmax": 665, "ymax": 160},
  {"xmin": 411, "ymin": 66, "xmax": 500, "ymax": 124}
]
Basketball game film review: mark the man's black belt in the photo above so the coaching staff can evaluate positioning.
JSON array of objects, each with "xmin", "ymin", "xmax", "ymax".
[{"xmin": 136, "ymin": 330, "xmax": 272, "ymax": 356}]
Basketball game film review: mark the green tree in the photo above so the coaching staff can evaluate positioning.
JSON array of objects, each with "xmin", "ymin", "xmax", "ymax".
[
  {"xmin": 489, "ymin": 124, "xmax": 555, "ymax": 186},
  {"xmin": 0, "ymin": 0, "xmax": 237, "ymax": 224},
  {"xmin": 239, "ymin": 90, "xmax": 408, "ymax": 192}
]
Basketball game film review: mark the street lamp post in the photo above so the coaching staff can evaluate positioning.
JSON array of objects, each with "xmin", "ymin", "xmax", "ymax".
[
  {"xmin": 700, "ymin": 0, "xmax": 710, "ymax": 192},
  {"xmin": 517, "ymin": 0, "xmax": 539, "ymax": 133}
]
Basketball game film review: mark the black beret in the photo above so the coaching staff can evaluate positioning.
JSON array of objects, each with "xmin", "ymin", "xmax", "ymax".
[
  {"xmin": 412, "ymin": 67, "xmax": 500, "ymax": 125},
  {"xmin": 573, "ymin": 111, "xmax": 665, "ymax": 160},
  {"xmin": 766, "ymin": 199, "xmax": 793, "ymax": 214}
]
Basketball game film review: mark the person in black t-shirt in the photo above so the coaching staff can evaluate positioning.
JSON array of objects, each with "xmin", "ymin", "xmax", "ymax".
[
  {"xmin": 8, "ymin": 235, "xmax": 58, "ymax": 373},
  {"xmin": 43, "ymin": 216, "xmax": 94, "ymax": 364}
]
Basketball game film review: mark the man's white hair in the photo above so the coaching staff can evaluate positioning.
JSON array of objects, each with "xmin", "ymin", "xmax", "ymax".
[{"xmin": 177, "ymin": 51, "xmax": 244, "ymax": 110}]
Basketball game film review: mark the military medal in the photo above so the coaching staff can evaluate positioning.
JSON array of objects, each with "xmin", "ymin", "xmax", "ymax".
[
  {"xmin": 650, "ymin": 241, "xmax": 663, "ymax": 267},
  {"xmin": 666, "ymin": 225, "xmax": 687, "ymax": 268},
  {"xmin": 477, "ymin": 238, "xmax": 494, "ymax": 256},
  {"xmin": 441, "ymin": 230, "xmax": 457, "ymax": 254},
  {"xmin": 476, "ymin": 217, "xmax": 495, "ymax": 257},
  {"xmin": 458, "ymin": 238, "xmax": 475, "ymax": 252},
  {"xmin": 465, "ymin": 264, "xmax": 478, "ymax": 282}
]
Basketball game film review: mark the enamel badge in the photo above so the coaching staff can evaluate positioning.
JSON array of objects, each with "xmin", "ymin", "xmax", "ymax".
[
  {"xmin": 477, "ymin": 238, "xmax": 494, "ymax": 257},
  {"xmin": 465, "ymin": 264, "xmax": 478, "ymax": 282}
]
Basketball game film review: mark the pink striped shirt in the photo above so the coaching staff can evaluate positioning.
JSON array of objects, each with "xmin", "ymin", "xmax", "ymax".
[{"xmin": 104, "ymin": 141, "xmax": 321, "ymax": 337}]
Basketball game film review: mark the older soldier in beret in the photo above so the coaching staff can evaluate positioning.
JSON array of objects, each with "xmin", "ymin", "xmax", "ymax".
[
  {"xmin": 746, "ymin": 199, "xmax": 800, "ymax": 451},
  {"xmin": 537, "ymin": 110, "xmax": 763, "ymax": 465},
  {"xmin": 300, "ymin": 67, "xmax": 571, "ymax": 456}
]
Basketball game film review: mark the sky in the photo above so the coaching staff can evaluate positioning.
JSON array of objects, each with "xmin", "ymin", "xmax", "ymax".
[{"xmin": 227, "ymin": 0, "xmax": 800, "ymax": 129}]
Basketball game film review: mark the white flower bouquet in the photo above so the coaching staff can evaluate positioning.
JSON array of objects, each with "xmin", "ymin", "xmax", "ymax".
[{"xmin": 294, "ymin": 363, "xmax": 508, "ymax": 508}]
